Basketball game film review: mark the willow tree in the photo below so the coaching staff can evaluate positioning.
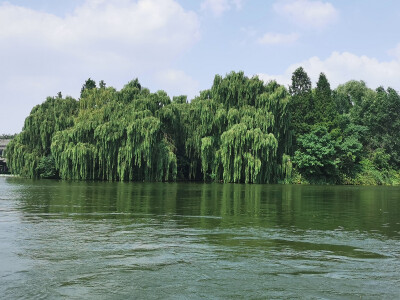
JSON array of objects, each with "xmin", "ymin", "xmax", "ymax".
[
  {"xmin": 6, "ymin": 96, "xmax": 78, "ymax": 177},
  {"xmin": 184, "ymin": 72, "xmax": 292, "ymax": 183},
  {"xmin": 218, "ymin": 124, "xmax": 278, "ymax": 183},
  {"xmin": 211, "ymin": 71, "xmax": 265, "ymax": 108},
  {"xmin": 49, "ymin": 81, "xmax": 177, "ymax": 181},
  {"xmin": 8, "ymin": 73, "xmax": 291, "ymax": 183},
  {"xmin": 182, "ymin": 97, "xmax": 226, "ymax": 180},
  {"xmin": 255, "ymin": 82, "xmax": 292, "ymax": 180}
]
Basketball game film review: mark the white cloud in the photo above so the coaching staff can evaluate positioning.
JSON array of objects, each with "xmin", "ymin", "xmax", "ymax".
[
  {"xmin": 388, "ymin": 43, "xmax": 400, "ymax": 60},
  {"xmin": 258, "ymin": 73, "xmax": 291, "ymax": 87},
  {"xmin": 155, "ymin": 69, "xmax": 199, "ymax": 100},
  {"xmin": 201, "ymin": 0, "xmax": 244, "ymax": 17},
  {"xmin": 0, "ymin": 0, "xmax": 200, "ymax": 133},
  {"xmin": 0, "ymin": 0, "xmax": 200, "ymax": 64},
  {"xmin": 258, "ymin": 50, "xmax": 400, "ymax": 91},
  {"xmin": 274, "ymin": 0, "xmax": 338, "ymax": 29},
  {"xmin": 257, "ymin": 32, "xmax": 299, "ymax": 45}
]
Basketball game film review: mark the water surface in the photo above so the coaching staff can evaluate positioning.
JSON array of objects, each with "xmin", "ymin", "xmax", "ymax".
[{"xmin": 1, "ymin": 177, "xmax": 400, "ymax": 299}]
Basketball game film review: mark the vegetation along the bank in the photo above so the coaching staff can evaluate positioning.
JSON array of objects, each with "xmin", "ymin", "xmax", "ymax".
[{"xmin": 5, "ymin": 68, "xmax": 400, "ymax": 184}]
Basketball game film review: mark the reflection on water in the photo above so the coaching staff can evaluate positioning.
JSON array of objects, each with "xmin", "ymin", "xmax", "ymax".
[
  {"xmin": 12, "ymin": 179, "xmax": 400, "ymax": 235},
  {"xmin": 1, "ymin": 177, "xmax": 400, "ymax": 299}
]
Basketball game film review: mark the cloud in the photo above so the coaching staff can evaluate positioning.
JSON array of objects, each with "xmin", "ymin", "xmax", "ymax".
[
  {"xmin": 0, "ymin": 0, "xmax": 200, "ymax": 66},
  {"xmin": 201, "ymin": 0, "xmax": 244, "ymax": 17},
  {"xmin": 257, "ymin": 73, "xmax": 291, "ymax": 87},
  {"xmin": 257, "ymin": 32, "xmax": 299, "ymax": 45},
  {"xmin": 155, "ymin": 69, "xmax": 199, "ymax": 99},
  {"xmin": 388, "ymin": 43, "xmax": 400, "ymax": 60},
  {"xmin": 258, "ymin": 50, "xmax": 400, "ymax": 91},
  {"xmin": 274, "ymin": 0, "xmax": 338, "ymax": 29},
  {"xmin": 0, "ymin": 0, "xmax": 200, "ymax": 133}
]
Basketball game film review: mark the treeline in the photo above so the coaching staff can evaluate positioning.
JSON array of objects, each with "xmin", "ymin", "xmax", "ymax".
[
  {"xmin": 5, "ymin": 69, "xmax": 400, "ymax": 184},
  {"xmin": 0, "ymin": 134, "xmax": 17, "ymax": 139},
  {"xmin": 289, "ymin": 68, "xmax": 400, "ymax": 184}
]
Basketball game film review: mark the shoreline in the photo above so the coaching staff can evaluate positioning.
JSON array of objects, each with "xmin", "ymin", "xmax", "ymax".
[{"xmin": 1, "ymin": 174, "xmax": 399, "ymax": 186}]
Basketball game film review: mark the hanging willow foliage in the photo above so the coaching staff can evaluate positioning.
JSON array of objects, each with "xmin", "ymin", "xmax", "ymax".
[
  {"xmin": 6, "ymin": 96, "xmax": 78, "ymax": 177},
  {"xmin": 51, "ymin": 84, "xmax": 177, "ymax": 181},
  {"xmin": 179, "ymin": 72, "xmax": 292, "ymax": 183},
  {"xmin": 7, "ymin": 72, "xmax": 292, "ymax": 183},
  {"xmin": 218, "ymin": 124, "xmax": 278, "ymax": 183}
]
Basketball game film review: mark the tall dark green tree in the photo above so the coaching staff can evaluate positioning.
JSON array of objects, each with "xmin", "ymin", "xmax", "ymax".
[
  {"xmin": 314, "ymin": 73, "xmax": 337, "ymax": 126},
  {"xmin": 289, "ymin": 67, "xmax": 312, "ymax": 96},
  {"xmin": 288, "ymin": 67, "xmax": 314, "ymax": 145}
]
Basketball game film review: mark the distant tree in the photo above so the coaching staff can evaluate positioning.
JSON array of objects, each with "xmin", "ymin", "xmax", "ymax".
[
  {"xmin": 99, "ymin": 80, "xmax": 106, "ymax": 89},
  {"xmin": 80, "ymin": 78, "xmax": 96, "ymax": 98},
  {"xmin": 0, "ymin": 134, "xmax": 17, "ymax": 139}
]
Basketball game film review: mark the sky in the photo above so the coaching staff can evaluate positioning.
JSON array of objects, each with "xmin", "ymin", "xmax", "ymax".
[{"xmin": 1, "ymin": 0, "xmax": 400, "ymax": 134}]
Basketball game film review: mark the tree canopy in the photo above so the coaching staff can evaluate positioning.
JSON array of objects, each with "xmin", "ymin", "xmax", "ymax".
[{"xmin": 6, "ymin": 70, "xmax": 400, "ymax": 185}]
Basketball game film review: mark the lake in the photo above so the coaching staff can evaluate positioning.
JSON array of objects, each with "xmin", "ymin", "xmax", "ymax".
[{"xmin": 1, "ymin": 176, "xmax": 400, "ymax": 299}]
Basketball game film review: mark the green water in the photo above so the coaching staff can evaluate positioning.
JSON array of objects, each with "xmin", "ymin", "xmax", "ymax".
[{"xmin": 1, "ymin": 177, "xmax": 400, "ymax": 299}]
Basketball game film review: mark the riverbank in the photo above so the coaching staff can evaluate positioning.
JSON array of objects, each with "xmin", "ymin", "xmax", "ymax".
[
  {"xmin": 3, "ymin": 173, "xmax": 400, "ymax": 186},
  {"xmin": 286, "ymin": 167, "xmax": 400, "ymax": 186}
]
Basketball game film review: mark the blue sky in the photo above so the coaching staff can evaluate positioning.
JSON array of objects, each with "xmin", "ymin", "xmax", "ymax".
[{"xmin": 1, "ymin": 0, "xmax": 400, "ymax": 134}]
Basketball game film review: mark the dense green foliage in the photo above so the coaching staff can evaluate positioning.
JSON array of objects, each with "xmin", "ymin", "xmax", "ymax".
[
  {"xmin": 6, "ymin": 96, "xmax": 78, "ymax": 177},
  {"xmin": 6, "ymin": 74, "xmax": 291, "ymax": 183},
  {"xmin": 181, "ymin": 72, "xmax": 291, "ymax": 183},
  {"xmin": 290, "ymin": 68, "xmax": 400, "ymax": 185},
  {"xmin": 5, "ymin": 70, "xmax": 400, "ymax": 184}
]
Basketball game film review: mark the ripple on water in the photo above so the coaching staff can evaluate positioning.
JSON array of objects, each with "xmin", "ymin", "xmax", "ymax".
[{"xmin": 1, "ymin": 179, "xmax": 400, "ymax": 299}]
